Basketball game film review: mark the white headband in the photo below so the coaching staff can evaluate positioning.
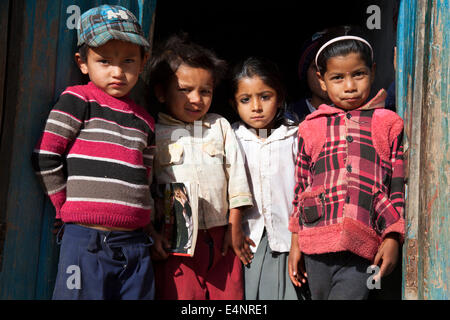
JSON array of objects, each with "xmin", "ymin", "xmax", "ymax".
[{"xmin": 315, "ymin": 36, "xmax": 373, "ymax": 68}]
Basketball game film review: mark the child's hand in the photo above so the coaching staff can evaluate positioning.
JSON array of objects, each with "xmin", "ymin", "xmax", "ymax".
[
  {"xmin": 223, "ymin": 208, "xmax": 255, "ymax": 265},
  {"xmin": 150, "ymin": 232, "xmax": 170, "ymax": 261},
  {"xmin": 373, "ymin": 233, "xmax": 400, "ymax": 281},
  {"xmin": 288, "ymin": 233, "xmax": 307, "ymax": 287},
  {"xmin": 145, "ymin": 223, "xmax": 170, "ymax": 261},
  {"xmin": 52, "ymin": 219, "xmax": 64, "ymax": 235}
]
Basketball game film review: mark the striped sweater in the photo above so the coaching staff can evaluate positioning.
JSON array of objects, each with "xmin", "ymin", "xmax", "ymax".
[{"xmin": 32, "ymin": 81, "xmax": 155, "ymax": 229}]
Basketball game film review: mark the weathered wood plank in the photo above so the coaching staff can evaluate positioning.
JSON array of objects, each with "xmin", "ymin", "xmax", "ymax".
[
  {"xmin": 0, "ymin": 0, "xmax": 11, "ymax": 276},
  {"xmin": 0, "ymin": 0, "xmax": 10, "ymax": 139},
  {"xmin": 0, "ymin": 0, "xmax": 61, "ymax": 299},
  {"xmin": 399, "ymin": 0, "xmax": 449, "ymax": 300},
  {"xmin": 420, "ymin": 0, "xmax": 448, "ymax": 300},
  {"xmin": 397, "ymin": 0, "xmax": 420, "ymax": 300}
]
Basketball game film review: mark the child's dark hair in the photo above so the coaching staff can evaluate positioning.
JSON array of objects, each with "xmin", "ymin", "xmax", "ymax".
[
  {"xmin": 148, "ymin": 33, "xmax": 227, "ymax": 91},
  {"xmin": 229, "ymin": 56, "xmax": 297, "ymax": 127},
  {"xmin": 316, "ymin": 25, "xmax": 374, "ymax": 76},
  {"xmin": 230, "ymin": 57, "xmax": 286, "ymax": 107},
  {"xmin": 297, "ymin": 30, "xmax": 326, "ymax": 98}
]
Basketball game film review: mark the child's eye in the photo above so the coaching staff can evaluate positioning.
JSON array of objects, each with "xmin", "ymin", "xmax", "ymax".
[
  {"xmin": 261, "ymin": 95, "xmax": 271, "ymax": 101},
  {"xmin": 331, "ymin": 75, "xmax": 343, "ymax": 81},
  {"xmin": 99, "ymin": 59, "xmax": 109, "ymax": 65},
  {"xmin": 239, "ymin": 97, "xmax": 250, "ymax": 104},
  {"xmin": 124, "ymin": 58, "xmax": 135, "ymax": 63},
  {"xmin": 354, "ymin": 71, "xmax": 366, "ymax": 78},
  {"xmin": 201, "ymin": 89, "xmax": 212, "ymax": 96}
]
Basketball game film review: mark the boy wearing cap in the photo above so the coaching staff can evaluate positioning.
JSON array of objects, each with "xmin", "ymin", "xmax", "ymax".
[{"xmin": 32, "ymin": 5, "xmax": 159, "ymax": 300}]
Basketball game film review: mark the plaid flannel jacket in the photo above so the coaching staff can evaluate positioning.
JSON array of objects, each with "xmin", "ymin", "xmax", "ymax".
[{"xmin": 288, "ymin": 90, "xmax": 405, "ymax": 261}]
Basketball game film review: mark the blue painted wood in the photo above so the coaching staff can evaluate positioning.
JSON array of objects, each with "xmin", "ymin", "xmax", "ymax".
[
  {"xmin": 0, "ymin": 0, "xmax": 61, "ymax": 300},
  {"xmin": 421, "ymin": 0, "xmax": 449, "ymax": 300},
  {"xmin": 0, "ymin": 0, "xmax": 156, "ymax": 299},
  {"xmin": 396, "ymin": 0, "xmax": 417, "ymax": 120},
  {"xmin": 397, "ymin": 0, "xmax": 418, "ymax": 301},
  {"xmin": 399, "ymin": 0, "xmax": 449, "ymax": 300}
]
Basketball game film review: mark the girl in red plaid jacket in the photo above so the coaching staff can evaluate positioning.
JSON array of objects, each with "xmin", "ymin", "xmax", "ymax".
[{"xmin": 288, "ymin": 26, "xmax": 405, "ymax": 300}]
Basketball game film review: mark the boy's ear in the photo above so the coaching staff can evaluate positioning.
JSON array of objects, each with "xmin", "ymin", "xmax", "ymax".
[
  {"xmin": 316, "ymin": 71, "xmax": 328, "ymax": 92},
  {"xmin": 140, "ymin": 52, "xmax": 150, "ymax": 73},
  {"xmin": 75, "ymin": 53, "xmax": 89, "ymax": 75},
  {"xmin": 154, "ymin": 84, "xmax": 165, "ymax": 103}
]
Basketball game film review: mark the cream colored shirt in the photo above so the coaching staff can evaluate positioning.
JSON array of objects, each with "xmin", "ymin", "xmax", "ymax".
[
  {"xmin": 233, "ymin": 122, "xmax": 298, "ymax": 253},
  {"xmin": 153, "ymin": 113, "xmax": 253, "ymax": 229}
]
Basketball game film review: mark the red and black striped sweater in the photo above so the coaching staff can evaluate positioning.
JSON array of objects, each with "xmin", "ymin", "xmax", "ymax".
[{"xmin": 32, "ymin": 81, "xmax": 155, "ymax": 229}]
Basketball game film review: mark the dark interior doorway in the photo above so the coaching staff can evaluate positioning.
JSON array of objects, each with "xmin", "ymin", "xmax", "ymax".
[{"xmin": 152, "ymin": 0, "xmax": 397, "ymax": 123}]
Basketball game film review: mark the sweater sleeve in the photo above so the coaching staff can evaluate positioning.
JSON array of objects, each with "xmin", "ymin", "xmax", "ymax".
[
  {"xmin": 289, "ymin": 134, "xmax": 311, "ymax": 233},
  {"xmin": 222, "ymin": 118, "xmax": 253, "ymax": 209},
  {"xmin": 143, "ymin": 131, "xmax": 155, "ymax": 180},
  {"xmin": 144, "ymin": 130, "xmax": 156, "ymax": 219},
  {"xmin": 31, "ymin": 90, "xmax": 86, "ymax": 218},
  {"xmin": 381, "ymin": 130, "xmax": 406, "ymax": 242}
]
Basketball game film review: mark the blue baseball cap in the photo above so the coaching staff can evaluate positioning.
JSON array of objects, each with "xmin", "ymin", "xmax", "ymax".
[{"xmin": 77, "ymin": 5, "xmax": 150, "ymax": 49}]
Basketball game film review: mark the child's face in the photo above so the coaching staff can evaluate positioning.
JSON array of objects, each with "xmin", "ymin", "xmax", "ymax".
[
  {"xmin": 317, "ymin": 52, "xmax": 375, "ymax": 110},
  {"xmin": 156, "ymin": 64, "xmax": 214, "ymax": 123},
  {"xmin": 234, "ymin": 76, "xmax": 279, "ymax": 134},
  {"xmin": 306, "ymin": 61, "xmax": 329, "ymax": 102},
  {"xmin": 76, "ymin": 40, "xmax": 147, "ymax": 98}
]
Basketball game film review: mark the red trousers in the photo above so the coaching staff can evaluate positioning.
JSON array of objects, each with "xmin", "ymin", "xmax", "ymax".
[{"xmin": 154, "ymin": 226, "xmax": 244, "ymax": 300}]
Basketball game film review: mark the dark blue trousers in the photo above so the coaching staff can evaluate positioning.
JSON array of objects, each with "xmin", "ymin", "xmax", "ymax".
[{"xmin": 52, "ymin": 224, "xmax": 155, "ymax": 300}]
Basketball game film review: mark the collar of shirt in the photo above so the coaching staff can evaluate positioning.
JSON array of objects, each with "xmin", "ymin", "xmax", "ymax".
[
  {"xmin": 157, "ymin": 112, "xmax": 212, "ymax": 128},
  {"xmin": 307, "ymin": 88, "xmax": 387, "ymax": 121},
  {"xmin": 305, "ymin": 98, "xmax": 317, "ymax": 114},
  {"xmin": 233, "ymin": 122, "xmax": 298, "ymax": 143}
]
